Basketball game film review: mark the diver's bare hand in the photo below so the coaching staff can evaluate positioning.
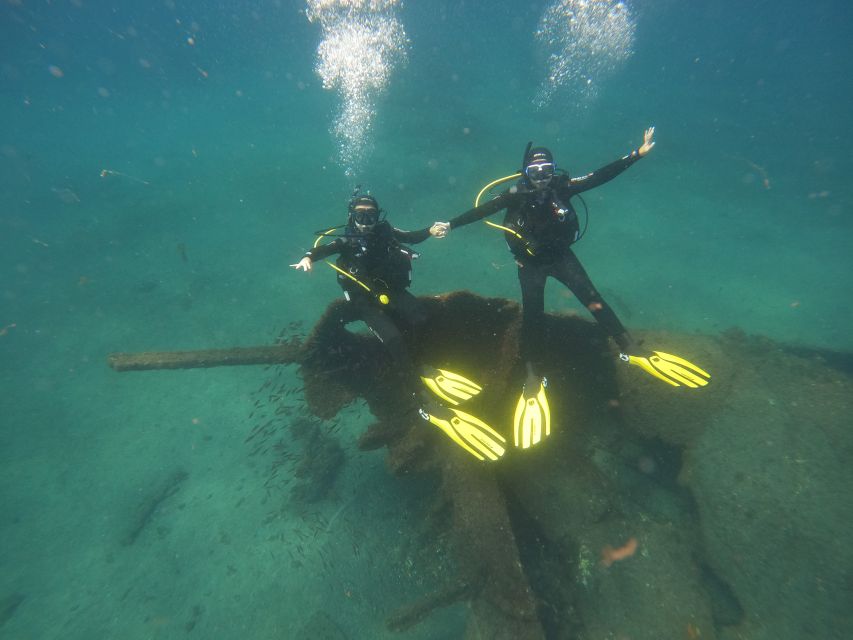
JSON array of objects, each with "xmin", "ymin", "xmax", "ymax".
[
  {"xmin": 638, "ymin": 126, "xmax": 655, "ymax": 156},
  {"xmin": 430, "ymin": 222, "xmax": 450, "ymax": 238},
  {"xmin": 290, "ymin": 257, "xmax": 313, "ymax": 272}
]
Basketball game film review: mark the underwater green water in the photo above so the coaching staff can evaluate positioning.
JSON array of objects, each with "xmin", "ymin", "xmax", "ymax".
[{"xmin": 1, "ymin": 1, "xmax": 851, "ymax": 638}]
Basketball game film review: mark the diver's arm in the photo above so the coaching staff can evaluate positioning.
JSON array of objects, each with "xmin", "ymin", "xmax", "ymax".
[
  {"xmin": 300, "ymin": 238, "xmax": 343, "ymax": 263},
  {"xmin": 392, "ymin": 227, "xmax": 432, "ymax": 244},
  {"xmin": 447, "ymin": 192, "xmax": 510, "ymax": 230},
  {"xmin": 569, "ymin": 152, "xmax": 641, "ymax": 193},
  {"xmin": 569, "ymin": 126, "xmax": 655, "ymax": 193}
]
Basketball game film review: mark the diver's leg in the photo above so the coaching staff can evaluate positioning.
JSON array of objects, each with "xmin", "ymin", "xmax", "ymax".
[
  {"xmin": 305, "ymin": 293, "xmax": 364, "ymax": 358},
  {"xmin": 517, "ymin": 262, "xmax": 549, "ymax": 366},
  {"xmin": 551, "ymin": 250, "xmax": 631, "ymax": 350},
  {"xmin": 349, "ymin": 300, "xmax": 434, "ymax": 419},
  {"xmin": 513, "ymin": 263, "xmax": 552, "ymax": 450},
  {"xmin": 390, "ymin": 289, "xmax": 428, "ymax": 338},
  {"xmin": 358, "ymin": 304, "xmax": 414, "ymax": 374}
]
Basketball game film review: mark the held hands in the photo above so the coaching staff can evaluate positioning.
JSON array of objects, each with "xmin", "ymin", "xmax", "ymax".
[
  {"xmin": 638, "ymin": 126, "xmax": 655, "ymax": 156},
  {"xmin": 430, "ymin": 222, "xmax": 450, "ymax": 238},
  {"xmin": 290, "ymin": 257, "xmax": 313, "ymax": 272}
]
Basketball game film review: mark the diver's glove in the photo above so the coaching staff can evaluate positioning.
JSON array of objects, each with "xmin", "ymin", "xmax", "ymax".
[
  {"xmin": 514, "ymin": 363, "xmax": 551, "ymax": 449},
  {"xmin": 418, "ymin": 397, "xmax": 506, "ymax": 462},
  {"xmin": 619, "ymin": 350, "xmax": 710, "ymax": 388}
]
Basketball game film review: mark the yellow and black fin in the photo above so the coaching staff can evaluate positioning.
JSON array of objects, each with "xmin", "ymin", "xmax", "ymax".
[
  {"xmin": 418, "ymin": 399, "xmax": 505, "ymax": 462},
  {"xmin": 420, "ymin": 366, "xmax": 483, "ymax": 406},
  {"xmin": 620, "ymin": 350, "xmax": 710, "ymax": 388},
  {"xmin": 514, "ymin": 364, "xmax": 551, "ymax": 449}
]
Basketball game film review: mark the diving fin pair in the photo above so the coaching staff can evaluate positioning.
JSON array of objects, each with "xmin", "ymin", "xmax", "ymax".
[
  {"xmin": 620, "ymin": 350, "xmax": 710, "ymax": 388},
  {"xmin": 509, "ymin": 350, "xmax": 709, "ymax": 451},
  {"xmin": 513, "ymin": 363, "xmax": 550, "ymax": 450},
  {"xmin": 419, "ymin": 366, "xmax": 504, "ymax": 461}
]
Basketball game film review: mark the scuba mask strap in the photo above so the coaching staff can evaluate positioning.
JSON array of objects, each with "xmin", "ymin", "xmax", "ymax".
[
  {"xmin": 349, "ymin": 183, "xmax": 363, "ymax": 205},
  {"xmin": 521, "ymin": 141, "xmax": 533, "ymax": 173}
]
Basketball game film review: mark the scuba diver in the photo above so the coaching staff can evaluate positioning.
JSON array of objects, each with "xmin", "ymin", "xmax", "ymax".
[
  {"xmin": 428, "ymin": 127, "xmax": 710, "ymax": 451},
  {"xmin": 292, "ymin": 189, "xmax": 507, "ymax": 462}
]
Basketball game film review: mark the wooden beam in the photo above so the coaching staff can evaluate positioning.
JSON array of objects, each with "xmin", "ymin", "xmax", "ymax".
[{"xmin": 107, "ymin": 344, "xmax": 301, "ymax": 372}]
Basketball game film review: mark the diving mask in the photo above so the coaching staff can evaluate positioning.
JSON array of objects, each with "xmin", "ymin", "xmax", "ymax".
[
  {"xmin": 349, "ymin": 194, "xmax": 381, "ymax": 230},
  {"xmin": 525, "ymin": 161, "xmax": 555, "ymax": 186}
]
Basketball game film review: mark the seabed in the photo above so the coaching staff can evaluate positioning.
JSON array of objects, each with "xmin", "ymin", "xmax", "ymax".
[{"xmin": 108, "ymin": 291, "xmax": 853, "ymax": 640}]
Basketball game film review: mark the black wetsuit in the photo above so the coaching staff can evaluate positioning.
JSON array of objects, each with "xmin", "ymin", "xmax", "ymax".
[
  {"xmin": 304, "ymin": 220, "xmax": 431, "ymax": 376},
  {"xmin": 448, "ymin": 150, "xmax": 643, "ymax": 365}
]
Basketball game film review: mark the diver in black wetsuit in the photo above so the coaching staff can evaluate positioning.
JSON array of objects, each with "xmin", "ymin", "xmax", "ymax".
[
  {"xmin": 293, "ymin": 190, "xmax": 509, "ymax": 463},
  {"xmin": 430, "ymin": 128, "xmax": 710, "ymax": 451},
  {"xmin": 291, "ymin": 191, "xmax": 434, "ymax": 379},
  {"xmin": 432, "ymin": 128, "xmax": 656, "ymax": 361}
]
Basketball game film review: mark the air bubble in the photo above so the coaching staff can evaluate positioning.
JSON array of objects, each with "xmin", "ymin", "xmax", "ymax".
[
  {"xmin": 306, "ymin": 0, "xmax": 408, "ymax": 176},
  {"xmin": 533, "ymin": 0, "xmax": 635, "ymax": 108}
]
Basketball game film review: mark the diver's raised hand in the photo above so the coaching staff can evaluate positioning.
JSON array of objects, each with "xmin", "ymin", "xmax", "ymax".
[
  {"xmin": 290, "ymin": 257, "xmax": 313, "ymax": 272},
  {"xmin": 430, "ymin": 222, "xmax": 450, "ymax": 238},
  {"xmin": 638, "ymin": 126, "xmax": 655, "ymax": 156}
]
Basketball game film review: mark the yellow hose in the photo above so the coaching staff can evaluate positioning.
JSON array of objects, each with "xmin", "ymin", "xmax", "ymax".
[
  {"xmin": 474, "ymin": 172, "xmax": 522, "ymax": 207},
  {"xmin": 312, "ymin": 226, "xmax": 388, "ymax": 303},
  {"xmin": 474, "ymin": 173, "xmax": 534, "ymax": 255}
]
